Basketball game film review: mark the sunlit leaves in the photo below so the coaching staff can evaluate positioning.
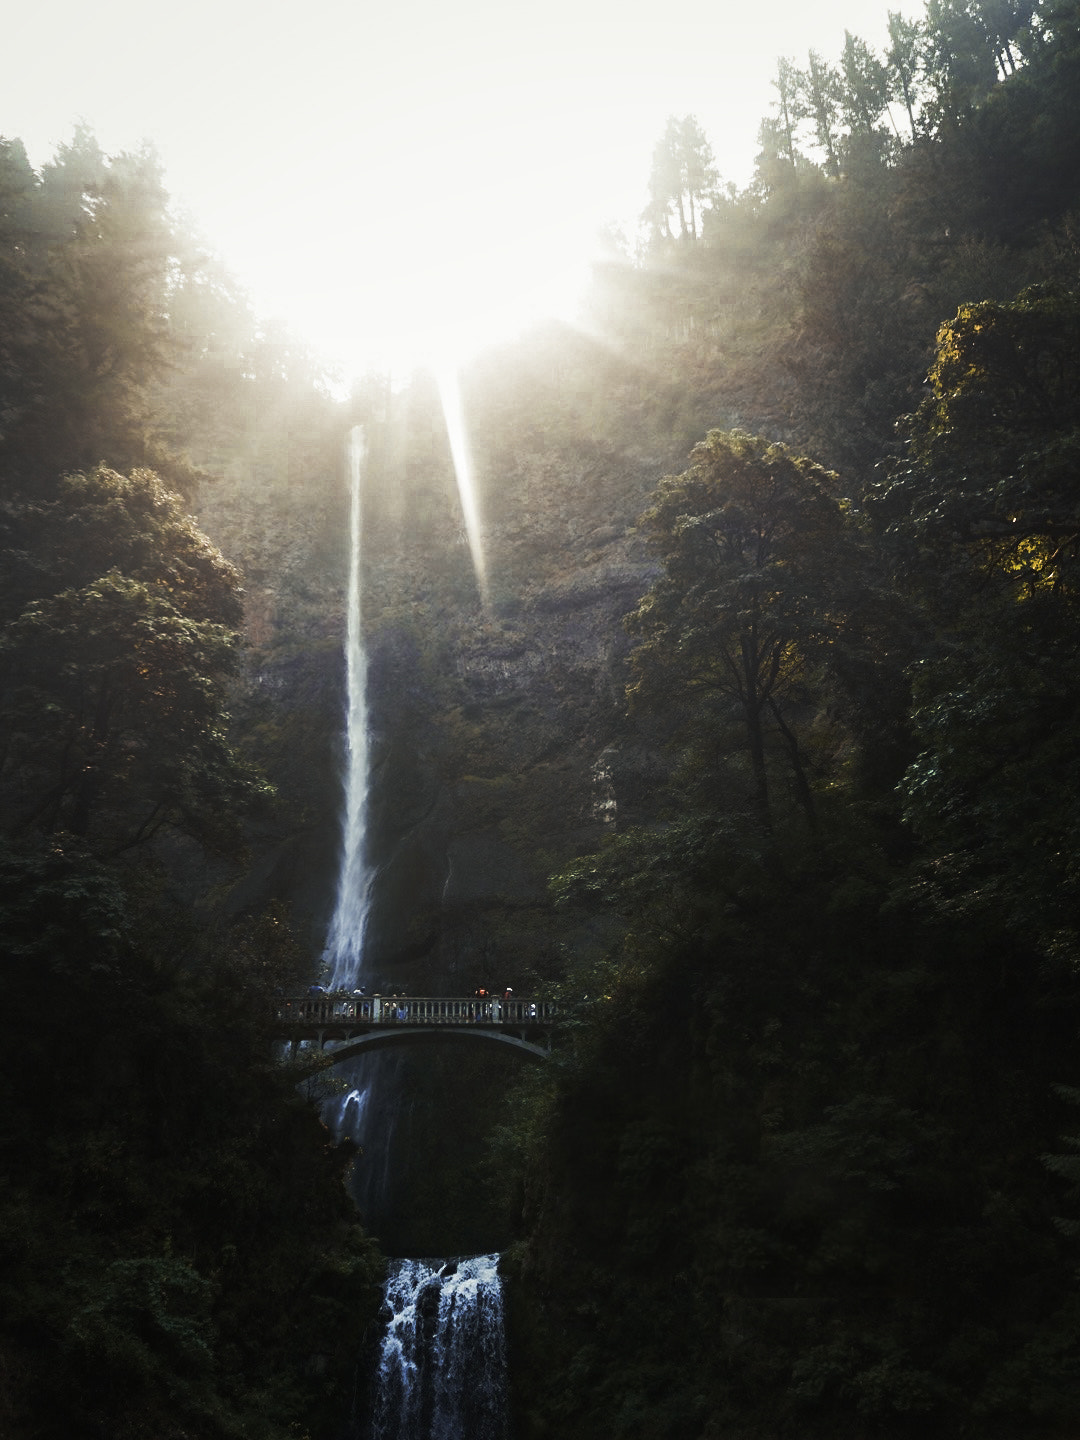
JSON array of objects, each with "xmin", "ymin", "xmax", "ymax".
[
  {"xmin": 877, "ymin": 285, "xmax": 1080, "ymax": 580},
  {"xmin": 49, "ymin": 466, "xmax": 244, "ymax": 627},
  {"xmin": 885, "ymin": 285, "xmax": 1080, "ymax": 959}
]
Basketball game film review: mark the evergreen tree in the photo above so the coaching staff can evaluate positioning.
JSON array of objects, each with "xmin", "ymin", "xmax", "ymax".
[
  {"xmin": 838, "ymin": 29, "xmax": 894, "ymax": 170},
  {"xmin": 771, "ymin": 56, "xmax": 808, "ymax": 168},
  {"xmin": 643, "ymin": 115, "xmax": 719, "ymax": 243},
  {"xmin": 0, "ymin": 131, "xmax": 197, "ymax": 498},
  {"xmin": 886, "ymin": 9, "xmax": 926, "ymax": 138},
  {"xmin": 921, "ymin": 0, "xmax": 1001, "ymax": 131},
  {"xmin": 802, "ymin": 50, "xmax": 843, "ymax": 175}
]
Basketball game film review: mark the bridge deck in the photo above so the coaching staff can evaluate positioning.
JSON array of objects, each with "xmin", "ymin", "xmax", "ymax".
[{"xmin": 273, "ymin": 993, "xmax": 556, "ymax": 1046}]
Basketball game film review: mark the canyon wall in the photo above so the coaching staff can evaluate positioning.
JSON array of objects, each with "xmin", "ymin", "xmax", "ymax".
[{"xmin": 192, "ymin": 329, "xmax": 699, "ymax": 993}]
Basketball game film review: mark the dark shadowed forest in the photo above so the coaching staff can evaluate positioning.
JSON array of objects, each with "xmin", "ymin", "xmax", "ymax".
[{"xmin": 3, "ymin": 0, "xmax": 1080, "ymax": 1435}]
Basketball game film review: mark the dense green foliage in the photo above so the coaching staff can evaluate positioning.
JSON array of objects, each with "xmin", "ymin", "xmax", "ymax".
[
  {"xmin": 625, "ymin": 429, "xmax": 883, "ymax": 829},
  {"xmin": 494, "ymin": 10, "xmax": 1080, "ymax": 1438},
  {"xmin": 4, "ymin": 0, "xmax": 1080, "ymax": 1434},
  {"xmin": 0, "ymin": 132, "xmax": 383, "ymax": 1439},
  {"xmin": 0, "ymin": 850, "xmax": 384, "ymax": 1439},
  {"xmin": 1, "ymin": 465, "xmax": 268, "ymax": 853}
]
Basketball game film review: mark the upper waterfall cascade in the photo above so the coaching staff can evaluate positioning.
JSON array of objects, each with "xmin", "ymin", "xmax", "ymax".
[{"xmin": 324, "ymin": 425, "xmax": 373, "ymax": 991}]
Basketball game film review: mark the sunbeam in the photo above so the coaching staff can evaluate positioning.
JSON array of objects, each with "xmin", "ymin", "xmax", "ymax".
[{"xmin": 436, "ymin": 366, "xmax": 490, "ymax": 611}]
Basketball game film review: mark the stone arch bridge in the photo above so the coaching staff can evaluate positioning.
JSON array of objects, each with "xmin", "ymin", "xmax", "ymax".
[{"xmin": 273, "ymin": 993, "xmax": 558, "ymax": 1066}]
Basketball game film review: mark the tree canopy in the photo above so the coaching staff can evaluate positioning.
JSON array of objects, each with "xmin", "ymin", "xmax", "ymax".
[
  {"xmin": 627, "ymin": 429, "xmax": 875, "ymax": 828},
  {"xmin": 0, "ymin": 130, "xmax": 381, "ymax": 1440},
  {"xmin": 1, "ymin": 466, "xmax": 265, "ymax": 853}
]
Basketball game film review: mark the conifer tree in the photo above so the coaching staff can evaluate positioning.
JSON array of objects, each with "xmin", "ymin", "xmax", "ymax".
[
  {"xmin": 886, "ymin": 9, "xmax": 926, "ymax": 138},
  {"xmin": 643, "ymin": 115, "xmax": 719, "ymax": 242},
  {"xmin": 802, "ymin": 50, "xmax": 843, "ymax": 174}
]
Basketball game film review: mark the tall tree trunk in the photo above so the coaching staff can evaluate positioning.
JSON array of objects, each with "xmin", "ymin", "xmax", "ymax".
[
  {"xmin": 744, "ymin": 695, "xmax": 772, "ymax": 830},
  {"xmin": 740, "ymin": 635, "xmax": 772, "ymax": 829},
  {"xmin": 768, "ymin": 697, "xmax": 818, "ymax": 832}
]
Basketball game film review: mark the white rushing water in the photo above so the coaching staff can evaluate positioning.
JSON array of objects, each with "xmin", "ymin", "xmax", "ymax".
[
  {"xmin": 317, "ymin": 424, "xmax": 398, "ymax": 1223},
  {"xmin": 371, "ymin": 1255, "xmax": 508, "ymax": 1440},
  {"xmin": 324, "ymin": 425, "xmax": 373, "ymax": 991}
]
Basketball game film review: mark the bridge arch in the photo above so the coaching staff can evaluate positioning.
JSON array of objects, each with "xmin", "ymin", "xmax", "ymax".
[
  {"xmin": 273, "ymin": 994, "xmax": 557, "ymax": 1074},
  {"xmin": 300, "ymin": 1025, "xmax": 551, "ymax": 1070}
]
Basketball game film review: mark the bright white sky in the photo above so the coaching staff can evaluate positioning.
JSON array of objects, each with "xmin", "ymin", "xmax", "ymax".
[{"xmin": 8, "ymin": 0, "xmax": 893, "ymax": 380}]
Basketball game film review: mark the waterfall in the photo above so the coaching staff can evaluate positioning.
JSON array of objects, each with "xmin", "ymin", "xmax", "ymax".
[
  {"xmin": 320, "ymin": 432, "xmax": 509, "ymax": 1440},
  {"xmin": 329, "ymin": 1054, "xmax": 407, "ymax": 1222},
  {"xmin": 370, "ymin": 1255, "xmax": 508, "ymax": 1440},
  {"xmin": 318, "ymin": 424, "xmax": 402, "ymax": 1226},
  {"xmin": 324, "ymin": 424, "xmax": 373, "ymax": 991}
]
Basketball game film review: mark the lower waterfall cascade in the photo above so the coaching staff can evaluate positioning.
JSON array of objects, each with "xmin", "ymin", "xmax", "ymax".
[{"xmin": 369, "ymin": 1254, "xmax": 508, "ymax": 1440}]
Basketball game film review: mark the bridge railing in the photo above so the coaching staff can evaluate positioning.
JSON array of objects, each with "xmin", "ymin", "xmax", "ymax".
[{"xmin": 274, "ymin": 994, "xmax": 556, "ymax": 1027}]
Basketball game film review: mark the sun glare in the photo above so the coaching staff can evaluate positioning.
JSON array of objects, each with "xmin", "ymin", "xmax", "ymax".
[
  {"xmin": 390, "ymin": 239, "xmax": 593, "ymax": 612},
  {"xmin": 282, "ymin": 230, "xmax": 594, "ymax": 382},
  {"xmin": 224, "ymin": 109, "xmax": 606, "ymax": 385},
  {"xmin": 240, "ymin": 193, "xmax": 600, "ymax": 612}
]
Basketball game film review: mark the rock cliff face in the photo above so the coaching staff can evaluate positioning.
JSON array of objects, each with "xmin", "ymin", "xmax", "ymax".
[
  {"xmin": 187, "ymin": 330, "xmax": 710, "ymax": 1248},
  {"xmin": 194, "ymin": 331, "xmax": 687, "ymax": 992}
]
